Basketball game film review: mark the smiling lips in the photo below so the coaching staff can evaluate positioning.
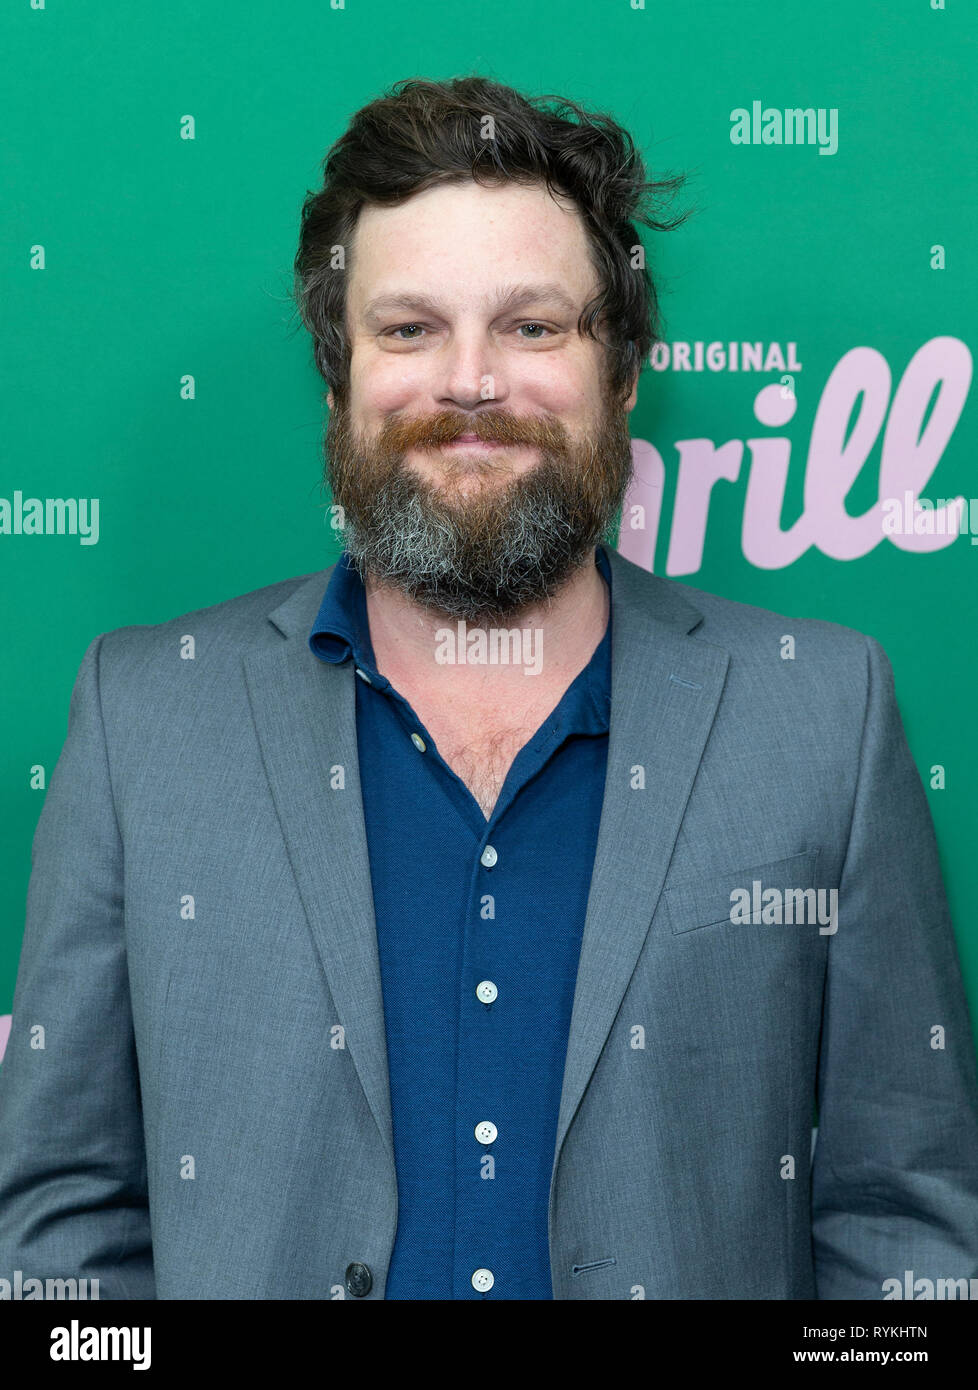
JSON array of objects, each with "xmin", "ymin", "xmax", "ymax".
[{"xmin": 439, "ymin": 435, "xmax": 528, "ymax": 450}]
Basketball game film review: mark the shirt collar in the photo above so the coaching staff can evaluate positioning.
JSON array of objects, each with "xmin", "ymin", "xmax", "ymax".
[
  {"xmin": 308, "ymin": 550, "xmax": 377, "ymax": 671},
  {"xmin": 308, "ymin": 543, "xmax": 613, "ymax": 730}
]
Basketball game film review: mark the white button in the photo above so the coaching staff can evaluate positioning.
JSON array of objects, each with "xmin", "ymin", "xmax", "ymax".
[
  {"xmin": 354, "ymin": 667, "xmax": 372, "ymax": 685},
  {"xmin": 474, "ymin": 1121, "xmax": 497, "ymax": 1144},
  {"xmin": 480, "ymin": 845, "xmax": 497, "ymax": 868},
  {"xmin": 471, "ymin": 1268, "xmax": 494, "ymax": 1293},
  {"xmin": 476, "ymin": 980, "xmax": 497, "ymax": 1004},
  {"xmin": 410, "ymin": 732, "xmax": 426, "ymax": 752}
]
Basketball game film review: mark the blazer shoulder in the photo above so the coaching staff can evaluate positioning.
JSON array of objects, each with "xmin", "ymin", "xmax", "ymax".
[
  {"xmin": 650, "ymin": 575, "xmax": 891, "ymax": 737},
  {"xmin": 607, "ymin": 546, "xmax": 878, "ymax": 666},
  {"xmin": 662, "ymin": 573, "xmax": 880, "ymax": 665},
  {"xmin": 90, "ymin": 567, "xmax": 332, "ymax": 672}
]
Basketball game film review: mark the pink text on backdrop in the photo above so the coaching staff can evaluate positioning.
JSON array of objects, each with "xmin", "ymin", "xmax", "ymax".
[{"xmin": 618, "ymin": 336, "xmax": 972, "ymax": 575}]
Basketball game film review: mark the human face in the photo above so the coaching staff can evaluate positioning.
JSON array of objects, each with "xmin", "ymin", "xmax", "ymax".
[{"xmin": 324, "ymin": 179, "xmax": 637, "ymax": 622}]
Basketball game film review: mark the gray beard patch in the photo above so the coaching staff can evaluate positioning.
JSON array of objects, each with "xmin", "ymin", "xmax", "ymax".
[{"xmin": 340, "ymin": 459, "xmax": 618, "ymax": 624}]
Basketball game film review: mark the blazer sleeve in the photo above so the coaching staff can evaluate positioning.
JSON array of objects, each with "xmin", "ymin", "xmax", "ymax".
[
  {"xmin": 0, "ymin": 633, "xmax": 155, "ymax": 1298},
  {"xmin": 811, "ymin": 634, "xmax": 978, "ymax": 1299}
]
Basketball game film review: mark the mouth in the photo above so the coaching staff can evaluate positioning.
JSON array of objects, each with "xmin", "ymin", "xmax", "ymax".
[{"xmin": 437, "ymin": 435, "xmax": 529, "ymax": 452}]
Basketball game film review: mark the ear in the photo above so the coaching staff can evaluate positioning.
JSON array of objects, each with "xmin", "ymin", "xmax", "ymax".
[
  {"xmin": 326, "ymin": 388, "xmax": 335, "ymax": 411},
  {"xmin": 624, "ymin": 369, "xmax": 639, "ymax": 412}
]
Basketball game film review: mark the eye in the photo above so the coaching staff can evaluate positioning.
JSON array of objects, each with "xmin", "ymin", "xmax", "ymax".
[
  {"xmin": 389, "ymin": 324, "xmax": 424, "ymax": 340},
  {"xmin": 517, "ymin": 322, "xmax": 550, "ymax": 339}
]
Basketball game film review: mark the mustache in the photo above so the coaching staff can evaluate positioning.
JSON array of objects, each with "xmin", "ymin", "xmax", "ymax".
[{"xmin": 375, "ymin": 408, "xmax": 569, "ymax": 454}]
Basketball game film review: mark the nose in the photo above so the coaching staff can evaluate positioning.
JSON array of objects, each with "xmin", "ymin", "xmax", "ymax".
[{"xmin": 434, "ymin": 327, "xmax": 510, "ymax": 410}]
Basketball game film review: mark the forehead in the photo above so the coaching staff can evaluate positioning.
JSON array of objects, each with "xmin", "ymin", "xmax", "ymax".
[{"xmin": 347, "ymin": 179, "xmax": 597, "ymax": 316}]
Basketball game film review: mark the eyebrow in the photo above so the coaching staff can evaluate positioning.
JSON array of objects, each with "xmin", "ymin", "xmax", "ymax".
[{"xmin": 361, "ymin": 282, "xmax": 582, "ymax": 324}]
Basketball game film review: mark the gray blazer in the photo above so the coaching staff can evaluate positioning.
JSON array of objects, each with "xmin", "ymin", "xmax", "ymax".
[{"xmin": 2, "ymin": 542, "xmax": 977, "ymax": 1300}]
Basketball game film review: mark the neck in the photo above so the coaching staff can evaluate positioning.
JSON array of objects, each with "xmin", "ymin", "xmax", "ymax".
[{"xmin": 362, "ymin": 546, "xmax": 609, "ymax": 697}]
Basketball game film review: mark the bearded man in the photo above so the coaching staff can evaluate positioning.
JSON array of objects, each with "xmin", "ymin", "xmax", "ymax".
[{"xmin": 1, "ymin": 76, "xmax": 977, "ymax": 1302}]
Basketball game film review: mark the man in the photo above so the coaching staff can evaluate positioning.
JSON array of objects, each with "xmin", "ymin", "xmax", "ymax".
[{"xmin": 1, "ymin": 75, "xmax": 977, "ymax": 1301}]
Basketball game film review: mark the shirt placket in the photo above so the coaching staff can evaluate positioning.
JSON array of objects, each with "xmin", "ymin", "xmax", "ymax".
[{"xmin": 453, "ymin": 815, "xmax": 507, "ymax": 1298}]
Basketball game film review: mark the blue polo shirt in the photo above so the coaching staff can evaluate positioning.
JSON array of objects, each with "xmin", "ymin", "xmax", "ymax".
[{"xmin": 308, "ymin": 544, "xmax": 612, "ymax": 1299}]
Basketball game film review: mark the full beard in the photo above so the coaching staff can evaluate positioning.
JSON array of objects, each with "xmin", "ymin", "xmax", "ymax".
[{"xmin": 323, "ymin": 391, "xmax": 634, "ymax": 625}]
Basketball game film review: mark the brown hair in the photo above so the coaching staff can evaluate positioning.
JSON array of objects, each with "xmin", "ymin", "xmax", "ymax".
[{"xmin": 292, "ymin": 75, "xmax": 694, "ymax": 403}]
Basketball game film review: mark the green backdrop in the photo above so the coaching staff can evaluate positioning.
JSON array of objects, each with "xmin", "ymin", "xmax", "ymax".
[{"xmin": 2, "ymin": 0, "xmax": 975, "ymax": 1059}]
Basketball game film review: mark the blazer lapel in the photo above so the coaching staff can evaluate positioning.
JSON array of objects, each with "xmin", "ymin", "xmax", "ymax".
[
  {"xmin": 552, "ymin": 544, "xmax": 730, "ymax": 1161},
  {"xmin": 241, "ymin": 568, "xmax": 394, "ymax": 1163}
]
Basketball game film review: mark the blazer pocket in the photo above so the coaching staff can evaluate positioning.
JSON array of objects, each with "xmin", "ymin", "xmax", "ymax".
[{"xmin": 661, "ymin": 849, "xmax": 820, "ymax": 934}]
